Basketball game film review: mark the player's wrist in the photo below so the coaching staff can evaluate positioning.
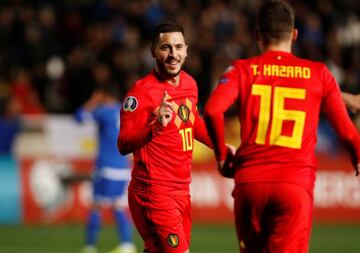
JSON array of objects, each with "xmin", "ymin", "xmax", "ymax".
[
  {"xmin": 153, "ymin": 117, "xmax": 166, "ymax": 128},
  {"xmin": 215, "ymin": 144, "xmax": 228, "ymax": 162}
]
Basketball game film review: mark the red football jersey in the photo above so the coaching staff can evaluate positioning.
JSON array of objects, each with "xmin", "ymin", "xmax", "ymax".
[
  {"xmin": 119, "ymin": 70, "xmax": 211, "ymax": 193},
  {"xmin": 205, "ymin": 51, "xmax": 360, "ymax": 193}
]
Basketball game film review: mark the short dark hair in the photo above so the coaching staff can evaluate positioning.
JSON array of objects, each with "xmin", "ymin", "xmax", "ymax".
[
  {"xmin": 151, "ymin": 21, "xmax": 185, "ymax": 50},
  {"xmin": 256, "ymin": 0, "xmax": 295, "ymax": 45}
]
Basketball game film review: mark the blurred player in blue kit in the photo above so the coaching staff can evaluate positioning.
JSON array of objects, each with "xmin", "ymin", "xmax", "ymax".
[{"xmin": 75, "ymin": 84, "xmax": 136, "ymax": 253}]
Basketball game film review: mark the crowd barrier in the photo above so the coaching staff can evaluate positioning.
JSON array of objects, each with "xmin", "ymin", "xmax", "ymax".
[{"xmin": 0, "ymin": 115, "xmax": 359, "ymax": 224}]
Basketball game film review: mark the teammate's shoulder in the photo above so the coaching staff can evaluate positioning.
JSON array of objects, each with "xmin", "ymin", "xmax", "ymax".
[
  {"xmin": 232, "ymin": 57, "xmax": 253, "ymax": 64},
  {"xmin": 294, "ymin": 55, "xmax": 326, "ymax": 69},
  {"xmin": 230, "ymin": 58, "xmax": 255, "ymax": 69},
  {"xmin": 294, "ymin": 56, "xmax": 333, "ymax": 81}
]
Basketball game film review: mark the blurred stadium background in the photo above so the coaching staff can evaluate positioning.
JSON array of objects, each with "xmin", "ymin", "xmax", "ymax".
[{"xmin": 0, "ymin": 0, "xmax": 359, "ymax": 252}]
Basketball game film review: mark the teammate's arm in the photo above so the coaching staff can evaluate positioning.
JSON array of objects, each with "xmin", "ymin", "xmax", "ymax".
[
  {"xmin": 322, "ymin": 67, "xmax": 360, "ymax": 176},
  {"xmin": 204, "ymin": 65, "xmax": 239, "ymax": 161},
  {"xmin": 204, "ymin": 65, "xmax": 240, "ymax": 176},
  {"xmin": 193, "ymin": 109, "xmax": 213, "ymax": 148},
  {"xmin": 326, "ymin": 109, "xmax": 360, "ymax": 176}
]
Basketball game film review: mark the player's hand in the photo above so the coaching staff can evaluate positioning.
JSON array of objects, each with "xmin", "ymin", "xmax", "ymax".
[
  {"xmin": 355, "ymin": 163, "xmax": 359, "ymax": 177},
  {"xmin": 349, "ymin": 94, "xmax": 360, "ymax": 113},
  {"xmin": 225, "ymin": 143, "xmax": 236, "ymax": 156},
  {"xmin": 342, "ymin": 92, "xmax": 360, "ymax": 113},
  {"xmin": 218, "ymin": 144, "xmax": 236, "ymax": 178},
  {"xmin": 158, "ymin": 91, "xmax": 173, "ymax": 127}
]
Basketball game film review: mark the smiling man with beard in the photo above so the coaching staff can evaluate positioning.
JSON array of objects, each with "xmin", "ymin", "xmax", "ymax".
[{"xmin": 117, "ymin": 22, "xmax": 212, "ymax": 253}]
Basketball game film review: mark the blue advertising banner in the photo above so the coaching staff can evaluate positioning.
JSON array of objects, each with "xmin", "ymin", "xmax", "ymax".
[{"xmin": 0, "ymin": 155, "xmax": 21, "ymax": 224}]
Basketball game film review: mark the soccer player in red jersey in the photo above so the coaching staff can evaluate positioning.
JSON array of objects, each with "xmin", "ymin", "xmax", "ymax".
[
  {"xmin": 118, "ymin": 22, "xmax": 212, "ymax": 253},
  {"xmin": 204, "ymin": 1, "xmax": 360, "ymax": 252}
]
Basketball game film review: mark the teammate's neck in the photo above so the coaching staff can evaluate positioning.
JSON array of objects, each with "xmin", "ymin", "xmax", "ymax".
[
  {"xmin": 258, "ymin": 30, "xmax": 296, "ymax": 54},
  {"xmin": 259, "ymin": 40, "xmax": 293, "ymax": 54}
]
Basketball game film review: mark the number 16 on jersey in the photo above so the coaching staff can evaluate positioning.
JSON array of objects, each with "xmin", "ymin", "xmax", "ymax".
[{"xmin": 252, "ymin": 84, "xmax": 307, "ymax": 149}]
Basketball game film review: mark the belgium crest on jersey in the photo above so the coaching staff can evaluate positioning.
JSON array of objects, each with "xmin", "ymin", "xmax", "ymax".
[
  {"xmin": 167, "ymin": 234, "xmax": 179, "ymax": 248},
  {"xmin": 178, "ymin": 104, "xmax": 190, "ymax": 122}
]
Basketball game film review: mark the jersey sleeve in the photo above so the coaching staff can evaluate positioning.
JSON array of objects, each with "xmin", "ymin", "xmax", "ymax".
[
  {"xmin": 204, "ymin": 64, "xmax": 240, "ymax": 161},
  {"xmin": 74, "ymin": 108, "xmax": 92, "ymax": 123},
  {"xmin": 193, "ymin": 107, "xmax": 213, "ymax": 148},
  {"xmin": 321, "ymin": 65, "xmax": 360, "ymax": 166},
  {"xmin": 117, "ymin": 85, "xmax": 156, "ymax": 155},
  {"xmin": 91, "ymin": 106, "xmax": 106, "ymax": 122},
  {"xmin": 74, "ymin": 105, "xmax": 107, "ymax": 123}
]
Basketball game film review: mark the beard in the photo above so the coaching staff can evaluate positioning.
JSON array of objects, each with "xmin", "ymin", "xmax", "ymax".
[{"xmin": 156, "ymin": 57, "xmax": 183, "ymax": 79}]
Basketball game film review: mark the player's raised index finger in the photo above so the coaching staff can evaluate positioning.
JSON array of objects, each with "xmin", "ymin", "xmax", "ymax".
[
  {"xmin": 162, "ymin": 90, "xmax": 169, "ymax": 104},
  {"xmin": 164, "ymin": 101, "xmax": 174, "ymax": 110}
]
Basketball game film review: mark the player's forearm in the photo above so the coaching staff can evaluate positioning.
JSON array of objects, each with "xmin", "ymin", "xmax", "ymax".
[
  {"xmin": 343, "ymin": 133, "xmax": 360, "ymax": 167},
  {"xmin": 118, "ymin": 125, "xmax": 153, "ymax": 155},
  {"xmin": 194, "ymin": 116, "xmax": 213, "ymax": 149},
  {"xmin": 204, "ymin": 90, "xmax": 233, "ymax": 160},
  {"xmin": 327, "ymin": 110, "xmax": 360, "ymax": 166},
  {"xmin": 338, "ymin": 127, "xmax": 360, "ymax": 166},
  {"xmin": 204, "ymin": 112, "xmax": 227, "ymax": 161}
]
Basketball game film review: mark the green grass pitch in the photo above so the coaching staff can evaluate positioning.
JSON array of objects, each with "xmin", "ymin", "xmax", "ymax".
[{"xmin": 0, "ymin": 223, "xmax": 359, "ymax": 252}]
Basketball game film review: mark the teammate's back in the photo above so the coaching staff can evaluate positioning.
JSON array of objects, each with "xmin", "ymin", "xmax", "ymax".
[
  {"xmin": 204, "ymin": 1, "xmax": 360, "ymax": 252},
  {"xmin": 220, "ymin": 51, "xmax": 351, "ymax": 191}
]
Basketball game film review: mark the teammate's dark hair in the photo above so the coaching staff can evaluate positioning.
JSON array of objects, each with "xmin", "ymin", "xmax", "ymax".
[
  {"xmin": 256, "ymin": 0, "xmax": 294, "ymax": 45},
  {"xmin": 151, "ymin": 21, "xmax": 184, "ymax": 50}
]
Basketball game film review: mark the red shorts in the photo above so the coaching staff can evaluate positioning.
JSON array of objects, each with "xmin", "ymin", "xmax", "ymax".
[
  {"xmin": 233, "ymin": 182, "xmax": 313, "ymax": 253},
  {"xmin": 128, "ymin": 189, "xmax": 191, "ymax": 253}
]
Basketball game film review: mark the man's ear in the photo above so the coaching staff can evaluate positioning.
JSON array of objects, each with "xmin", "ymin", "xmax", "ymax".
[{"xmin": 292, "ymin": 29, "xmax": 298, "ymax": 42}]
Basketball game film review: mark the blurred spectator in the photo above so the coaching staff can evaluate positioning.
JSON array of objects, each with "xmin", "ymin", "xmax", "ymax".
[
  {"xmin": 10, "ymin": 68, "xmax": 45, "ymax": 115},
  {"xmin": 59, "ymin": 46, "xmax": 93, "ymax": 113},
  {"xmin": 0, "ymin": 0, "xmax": 357, "ymax": 118}
]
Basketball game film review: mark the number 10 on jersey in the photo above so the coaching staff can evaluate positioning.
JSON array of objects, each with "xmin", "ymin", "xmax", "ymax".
[
  {"xmin": 179, "ymin": 127, "xmax": 193, "ymax": 151},
  {"xmin": 252, "ymin": 84, "xmax": 306, "ymax": 149}
]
